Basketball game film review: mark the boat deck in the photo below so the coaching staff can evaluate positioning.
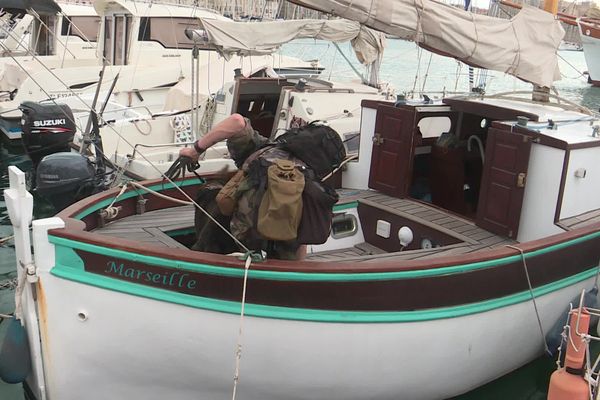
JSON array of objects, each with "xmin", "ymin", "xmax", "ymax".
[
  {"xmin": 92, "ymin": 188, "xmax": 516, "ymax": 262},
  {"xmin": 559, "ymin": 208, "xmax": 600, "ymax": 231},
  {"xmin": 306, "ymin": 189, "xmax": 515, "ymax": 261}
]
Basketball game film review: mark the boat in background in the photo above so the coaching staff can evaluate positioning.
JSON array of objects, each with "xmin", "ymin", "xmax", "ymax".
[
  {"xmin": 77, "ymin": 18, "xmax": 389, "ymax": 180},
  {"xmin": 578, "ymin": 18, "xmax": 600, "ymax": 86},
  {"xmin": 0, "ymin": 0, "xmax": 319, "ymax": 148},
  {"xmin": 0, "ymin": 0, "xmax": 100, "ymax": 102},
  {"xmin": 558, "ymin": 40, "xmax": 583, "ymax": 51}
]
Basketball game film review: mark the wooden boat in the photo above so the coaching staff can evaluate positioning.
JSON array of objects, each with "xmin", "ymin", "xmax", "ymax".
[{"xmin": 6, "ymin": 89, "xmax": 600, "ymax": 400}]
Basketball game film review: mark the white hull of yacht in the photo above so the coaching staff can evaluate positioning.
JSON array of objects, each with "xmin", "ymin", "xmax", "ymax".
[
  {"xmin": 32, "ymin": 266, "xmax": 593, "ymax": 400},
  {"xmin": 579, "ymin": 21, "xmax": 600, "ymax": 85}
]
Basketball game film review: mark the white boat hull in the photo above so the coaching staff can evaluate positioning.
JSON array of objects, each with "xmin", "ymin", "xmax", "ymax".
[{"xmin": 35, "ymin": 271, "xmax": 593, "ymax": 400}]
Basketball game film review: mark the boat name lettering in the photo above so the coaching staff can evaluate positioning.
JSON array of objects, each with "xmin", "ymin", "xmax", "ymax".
[
  {"xmin": 104, "ymin": 261, "xmax": 197, "ymax": 290},
  {"xmin": 162, "ymin": 54, "xmax": 181, "ymax": 58},
  {"xmin": 50, "ymin": 93, "xmax": 75, "ymax": 99},
  {"xmin": 33, "ymin": 119, "xmax": 66, "ymax": 127}
]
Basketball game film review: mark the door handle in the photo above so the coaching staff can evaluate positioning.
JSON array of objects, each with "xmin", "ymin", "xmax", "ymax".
[
  {"xmin": 372, "ymin": 133, "xmax": 384, "ymax": 146},
  {"xmin": 516, "ymin": 172, "xmax": 526, "ymax": 188}
]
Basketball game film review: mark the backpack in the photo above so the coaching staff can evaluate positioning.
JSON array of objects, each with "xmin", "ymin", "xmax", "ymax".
[
  {"xmin": 296, "ymin": 178, "xmax": 339, "ymax": 244},
  {"xmin": 257, "ymin": 159, "xmax": 305, "ymax": 241},
  {"xmin": 275, "ymin": 122, "xmax": 346, "ymax": 179}
]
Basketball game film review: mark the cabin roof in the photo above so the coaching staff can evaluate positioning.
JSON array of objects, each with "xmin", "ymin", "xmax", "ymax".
[
  {"xmin": 524, "ymin": 119, "xmax": 600, "ymax": 146},
  {"xmin": 460, "ymin": 97, "xmax": 600, "ymax": 146},
  {"xmin": 61, "ymin": 3, "xmax": 99, "ymax": 16},
  {"xmin": 93, "ymin": 0, "xmax": 228, "ymax": 20}
]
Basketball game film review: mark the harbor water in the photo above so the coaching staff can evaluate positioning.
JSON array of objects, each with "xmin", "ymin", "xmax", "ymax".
[{"xmin": 1, "ymin": 39, "xmax": 600, "ymax": 399}]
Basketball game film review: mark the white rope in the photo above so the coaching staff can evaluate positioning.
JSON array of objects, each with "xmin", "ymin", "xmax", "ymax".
[
  {"xmin": 101, "ymin": 184, "xmax": 130, "ymax": 220},
  {"xmin": 14, "ymin": 262, "xmax": 28, "ymax": 321},
  {"xmin": 506, "ymin": 244, "xmax": 550, "ymax": 355},
  {"xmin": 231, "ymin": 254, "xmax": 253, "ymax": 400},
  {"xmin": 128, "ymin": 181, "xmax": 193, "ymax": 206},
  {"xmin": 0, "ymin": 234, "xmax": 14, "ymax": 244},
  {"xmin": 321, "ymin": 154, "xmax": 359, "ymax": 182}
]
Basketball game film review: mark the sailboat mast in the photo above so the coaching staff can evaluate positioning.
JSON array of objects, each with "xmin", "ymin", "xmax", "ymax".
[
  {"xmin": 532, "ymin": 0, "xmax": 558, "ymax": 101},
  {"xmin": 543, "ymin": 0, "xmax": 558, "ymax": 16}
]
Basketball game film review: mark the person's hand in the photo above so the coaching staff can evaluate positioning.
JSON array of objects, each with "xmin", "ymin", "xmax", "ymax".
[{"xmin": 179, "ymin": 146, "xmax": 200, "ymax": 163}]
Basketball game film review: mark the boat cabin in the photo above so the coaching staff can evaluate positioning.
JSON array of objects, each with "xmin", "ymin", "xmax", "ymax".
[
  {"xmin": 94, "ymin": 0, "xmax": 228, "ymax": 67},
  {"xmin": 0, "ymin": 2, "xmax": 100, "ymax": 59},
  {"xmin": 348, "ymin": 97, "xmax": 600, "ymax": 244},
  {"xmin": 212, "ymin": 75, "xmax": 383, "ymax": 144}
]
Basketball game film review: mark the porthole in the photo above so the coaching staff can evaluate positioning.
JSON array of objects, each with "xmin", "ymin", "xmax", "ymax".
[{"xmin": 331, "ymin": 213, "xmax": 358, "ymax": 239}]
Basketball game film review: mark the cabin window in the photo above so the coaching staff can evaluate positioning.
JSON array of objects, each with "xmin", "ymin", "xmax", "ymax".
[
  {"xmin": 34, "ymin": 15, "xmax": 56, "ymax": 55},
  {"xmin": 103, "ymin": 17, "xmax": 112, "ymax": 63},
  {"xmin": 331, "ymin": 213, "xmax": 358, "ymax": 239},
  {"xmin": 417, "ymin": 116, "xmax": 452, "ymax": 139},
  {"xmin": 61, "ymin": 16, "xmax": 100, "ymax": 42},
  {"xmin": 138, "ymin": 17, "xmax": 211, "ymax": 50},
  {"xmin": 104, "ymin": 15, "xmax": 132, "ymax": 65},
  {"xmin": 343, "ymin": 132, "xmax": 360, "ymax": 155}
]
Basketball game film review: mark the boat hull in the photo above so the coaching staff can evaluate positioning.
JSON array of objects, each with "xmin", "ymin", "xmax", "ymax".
[
  {"xmin": 14, "ymin": 176, "xmax": 600, "ymax": 400},
  {"xmin": 579, "ymin": 20, "xmax": 600, "ymax": 85},
  {"xmin": 34, "ymin": 269, "xmax": 595, "ymax": 400}
]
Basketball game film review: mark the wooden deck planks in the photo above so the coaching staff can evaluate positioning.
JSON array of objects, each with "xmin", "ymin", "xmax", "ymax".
[
  {"xmin": 559, "ymin": 208, "xmax": 600, "ymax": 230},
  {"xmin": 93, "ymin": 189, "xmax": 512, "ymax": 263}
]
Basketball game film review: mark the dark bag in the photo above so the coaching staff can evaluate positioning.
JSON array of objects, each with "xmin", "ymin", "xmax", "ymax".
[
  {"xmin": 192, "ymin": 182, "xmax": 238, "ymax": 254},
  {"xmin": 276, "ymin": 123, "xmax": 346, "ymax": 179},
  {"xmin": 296, "ymin": 179, "xmax": 339, "ymax": 245}
]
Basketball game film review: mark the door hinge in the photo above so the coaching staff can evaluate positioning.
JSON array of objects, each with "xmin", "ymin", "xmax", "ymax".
[
  {"xmin": 517, "ymin": 172, "xmax": 526, "ymax": 188},
  {"xmin": 372, "ymin": 133, "xmax": 384, "ymax": 146}
]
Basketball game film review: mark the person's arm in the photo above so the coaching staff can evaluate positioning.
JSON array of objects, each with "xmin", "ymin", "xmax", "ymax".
[{"xmin": 179, "ymin": 113, "xmax": 248, "ymax": 162}]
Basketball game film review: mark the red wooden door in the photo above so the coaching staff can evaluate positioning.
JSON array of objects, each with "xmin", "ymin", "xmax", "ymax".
[
  {"xmin": 368, "ymin": 105, "xmax": 416, "ymax": 197},
  {"xmin": 476, "ymin": 128, "xmax": 532, "ymax": 238}
]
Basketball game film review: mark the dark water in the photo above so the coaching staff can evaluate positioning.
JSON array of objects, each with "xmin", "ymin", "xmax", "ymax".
[{"xmin": 1, "ymin": 41, "xmax": 600, "ymax": 399}]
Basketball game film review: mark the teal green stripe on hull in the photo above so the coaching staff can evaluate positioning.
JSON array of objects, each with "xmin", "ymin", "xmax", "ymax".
[
  {"xmin": 50, "ymin": 230, "xmax": 600, "ymax": 281},
  {"xmin": 51, "ymin": 263, "xmax": 599, "ymax": 322}
]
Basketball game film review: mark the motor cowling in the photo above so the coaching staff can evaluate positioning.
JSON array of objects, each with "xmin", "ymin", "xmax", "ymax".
[
  {"xmin": 19, "ymin": 101, "xmax": 76, "ymax": 167},
  {"xmin": 35, "ymin": 152, "xmax": 97, "ymax": 211}
]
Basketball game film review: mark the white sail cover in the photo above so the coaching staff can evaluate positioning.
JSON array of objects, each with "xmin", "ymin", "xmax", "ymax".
[
  {"xmin": 285, "ymin": 1, "xmax": 564, "ymax": 87},
  {"xmin": 199, "ymin": 18, "xmax": 385, "ymax": 67}
]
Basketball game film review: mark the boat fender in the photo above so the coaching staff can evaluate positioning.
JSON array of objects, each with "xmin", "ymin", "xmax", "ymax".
[
  {"xmin": 0, "ymin": 316, "xmax": 32, "ymax": 384},
  {"xmin": 547, "ymin": 310, "xmax": 590, "ymax": 400},
  {"xmin": 545, "ymin": 287, "xmax": 598, "ymax": 357}
]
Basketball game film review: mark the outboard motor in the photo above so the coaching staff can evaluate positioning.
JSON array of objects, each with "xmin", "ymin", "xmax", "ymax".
[
  {"xmin": 35, "ymin": 152, "xmax": 98, "ymax": 211},
  {"xmin": 19, "ymin": 101, "xmax": 76, "ymax": 167}
]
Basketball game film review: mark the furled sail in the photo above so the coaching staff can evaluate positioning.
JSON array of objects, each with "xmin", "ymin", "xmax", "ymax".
[
  {"xmin": 198, "ymin": 18, "xmax": 385, "ymax": 68},
  {"xmin": 286, "ymin": 1, "xmax": 564, "ymax": 87}
]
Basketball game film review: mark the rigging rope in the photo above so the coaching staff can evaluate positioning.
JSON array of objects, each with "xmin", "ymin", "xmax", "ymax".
[
  {"xmin": 231, "ymin": 254, "xmax": 253, "ymax": 400},
  {"xmin": 506, "ymin": 244, "xmax": 550, "ymax": 355}
]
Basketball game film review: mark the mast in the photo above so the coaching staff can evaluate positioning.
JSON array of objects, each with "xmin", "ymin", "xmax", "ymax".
[
  {"xmin": 543, "ymin": 0, "xmax": 558, "ymax": 16},
  {"xmin": 532, "ymin": 0, "xmax": 559, "ymax": 102}
]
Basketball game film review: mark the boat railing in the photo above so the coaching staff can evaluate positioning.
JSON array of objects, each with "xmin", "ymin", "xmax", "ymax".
[
  {"xmin": 72, "ymin": 105, "xmax": 154, "ymax": 127},
  {"xmin": 478, "ymin": 90, "xmax": 595, "ymax": 115},
  {"xmin": 129, "ymin": 141, "xmax": 197, "ymax": 159}
]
